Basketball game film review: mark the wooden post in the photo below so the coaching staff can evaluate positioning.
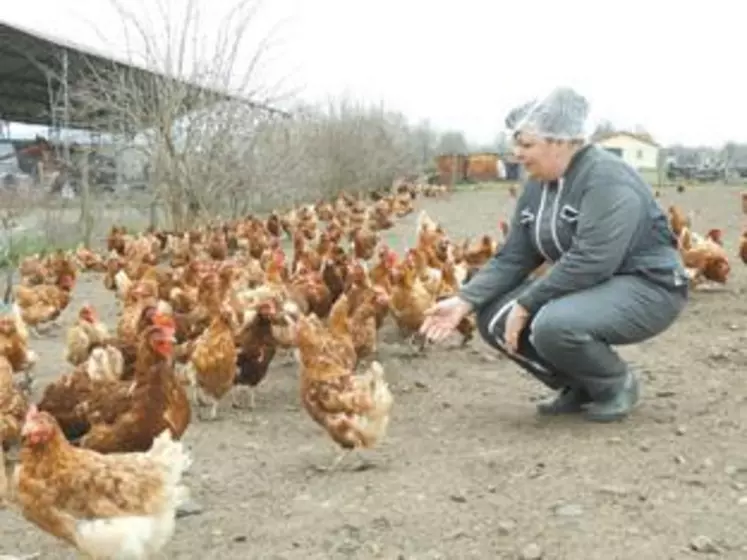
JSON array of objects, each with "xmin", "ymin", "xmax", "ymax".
[{"xmin": 79, "ymin": 147, "xmax": 94, "ymax": 248}]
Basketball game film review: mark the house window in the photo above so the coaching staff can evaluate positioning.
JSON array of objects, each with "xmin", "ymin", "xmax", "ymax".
[{"xmin": 636, "ymin": 149, "xmax": 643, "ymax": 159}]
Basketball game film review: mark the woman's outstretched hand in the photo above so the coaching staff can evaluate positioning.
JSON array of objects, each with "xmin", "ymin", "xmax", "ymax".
[{"xmin": 419, "ymin": 296, "xmax": 473, "ymax": 343}]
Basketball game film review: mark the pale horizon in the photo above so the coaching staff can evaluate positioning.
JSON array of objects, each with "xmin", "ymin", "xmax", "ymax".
[{"xmin": 2, "ymin": 0, "xmax": 742, "ymax": 148}]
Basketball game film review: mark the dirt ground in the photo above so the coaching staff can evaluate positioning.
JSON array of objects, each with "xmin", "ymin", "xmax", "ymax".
[{"xmin": 2, "ymin": 183, "xmax": 747, "ymax": 559}]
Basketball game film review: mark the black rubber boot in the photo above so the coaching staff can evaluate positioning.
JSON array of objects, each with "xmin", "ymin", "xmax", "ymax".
[
  {"xmin": 584, "ymin": 372, "xmax": 640, "ymax": 423},
  {"xmin": 536, "ymin": 387, "xmax": 592, "ymax": 416}
]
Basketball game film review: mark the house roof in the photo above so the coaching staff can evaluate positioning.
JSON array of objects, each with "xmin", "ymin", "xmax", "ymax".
[
  {"xmin": 0, "ymin": 20, "xmax": 291, "ymax": 128},
  {"xmin": 595, "ymin": 131, "xmax": 660, "ymax": 148}
]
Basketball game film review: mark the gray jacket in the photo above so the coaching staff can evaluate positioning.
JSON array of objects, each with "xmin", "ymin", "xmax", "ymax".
[{"xmin": 459, "ymin": 144, "xmax": 688, "ymax": 314}]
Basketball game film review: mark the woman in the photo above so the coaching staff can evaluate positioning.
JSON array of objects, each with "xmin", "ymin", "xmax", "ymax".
[{"xmin": 421, "ymin": 87, "xmax": 688, "ymax": 423}]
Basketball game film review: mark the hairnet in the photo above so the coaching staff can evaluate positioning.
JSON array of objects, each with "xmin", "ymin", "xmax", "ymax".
[{"xmin": 505, "ymin": 86, "xmax": 591, "ymax": 141}]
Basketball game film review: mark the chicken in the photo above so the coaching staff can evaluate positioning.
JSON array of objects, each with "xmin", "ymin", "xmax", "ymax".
[
  {"xmin": 350, "ymin": 224, "xmax": 379, "ymax": 261},
  {"xmin": 349, "ymin": 287, "xmax": 389, "ymax": 363},
  {"xmin": 290, "ymin": 266, "xmax": 333, "ymax": 319},
  {"xmin": 65, "ymin": 304, "xmax": 111, "ymax": 366},
  {"xmin": 324, "ymin": 294, "xmax": 357, "ymax": 370},
  {"xmin": 668, "ymin": 205, "xmax": 691, "ymax": 236},
  {"xmin": 462, "ymin": 234, "xmax": 498, "ymax": 271},
  {"xmin": 14, "ymin": 406, "xmax": 191, "ymax": 558},
  {"xmin": 187, "ymin": 306, "xmax": 238, "ymax": 420},
  {"xmin": 389, "ymin": 256, "xmax": 437, "ymax": 350},
  {"xmin": 0, "ymin": 354, "xmax": 28, "ymax": 503},
  {"xmin": 739, "ymin": 230, "xmax": 747, "ymax": 265},
  {"xmin": 78, "ymin": 320, "xmax": 184, "ymax": 453},
  {"xmin": 0, "ymin": 311, "xmax": 37, "ymax": 392},
  {"xmin": 295, "ymin": 313, "xmax": 393, "ymax": 472},
  {"xmin": 13, "ymin": 276, "xmax": 74, "ymax": 334},
  {"xmin": 234, "ymin": 298, "xmax": 279, "ymax": 409},
  {"xmin": 74, "ymin": 244, "xmax": 106, "ymax": 272},
  {"xmin": 678, "ymin": 227, "xmax": 730, "ymax": 286},
  {"xmin": 37, "ymin": 366, "xmax": 95, "ymax": 441},
  {"xmin": 86, "ymin": 345, "xmax": 125, "ymax": 382}
]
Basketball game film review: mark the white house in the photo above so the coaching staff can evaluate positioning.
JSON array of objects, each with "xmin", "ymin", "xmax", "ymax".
[{"xmin": 596, "ymin": 132, "xmax": 660, "ymax": 171}]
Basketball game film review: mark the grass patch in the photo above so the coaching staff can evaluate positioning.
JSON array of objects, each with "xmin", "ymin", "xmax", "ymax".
[{"xmin": 0, "ymin": 231, "xmax": 79, "ymax": 269}]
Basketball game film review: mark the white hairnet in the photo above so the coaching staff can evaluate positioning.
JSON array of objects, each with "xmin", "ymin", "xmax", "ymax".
[{"xmin": 505, "ymin": 86, "xmax": 591, "ymax": 141}]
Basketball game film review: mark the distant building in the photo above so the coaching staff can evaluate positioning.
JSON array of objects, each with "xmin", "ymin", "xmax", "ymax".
[
  {"xmin": 435, "ymin": 152, "xmax": 500, "ymax": 184},
  {"xmin": 596, "ymin": 131, "xmax": 660, "ymax": 171},
  {"xmin": 465, "ymin": 152, "xmax": 499, "ymax": 182}
]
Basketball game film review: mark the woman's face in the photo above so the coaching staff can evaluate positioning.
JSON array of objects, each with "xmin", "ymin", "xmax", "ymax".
[{"xmin": 512, "ymin": 131, "xmax": 571, "ymax": 181}]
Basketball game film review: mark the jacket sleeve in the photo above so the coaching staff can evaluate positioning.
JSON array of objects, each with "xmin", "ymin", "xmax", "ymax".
[
  {"xmin": 515, "ymin": 173, "xmax": 643, "ymax": 314},
  {"xmin": 458, "ymin": 188, "xmax": 544, "ymax": 309}
]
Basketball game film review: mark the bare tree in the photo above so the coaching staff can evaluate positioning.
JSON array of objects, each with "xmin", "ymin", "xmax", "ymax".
[
  {"xmin": 250, "ymin": 98, "xmax": 421, "ymax": 204},
  {"xmin": 409, "ymin": 119, "xmax": 439, "ymax": 169},
  {"xmin": 71, "ymin": 0, "xmax": 293, "ymax": 230},
  {"xmin": 591, "ymin": 119, "xmax": 616, "ymax": 141},
  {"xmin": 436, "ymin": 131, "xmax": 468, "ymax": 155}
]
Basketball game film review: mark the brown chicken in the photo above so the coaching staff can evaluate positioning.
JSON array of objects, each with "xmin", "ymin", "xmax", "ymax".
[
  {"xmin": 351, "ymin": 225, "xmax": 380, "ymax": 260},
  {"xmin": 349, "ymin": 287, "xmax": 389, "ymax": 363},
  {"xmin": 389, "ymin": 257, "xmax": 437, "ymax": 350},
  {"xmin": 65, "ymin": 304, "xmax": 111, "ymax": 366},
  {"xmin": 74, "ymin": 314, "xmax": 186, "ymax": 441},
  {"xmin": 296, "ymin": 313, "xmax": 393, "ymax": 471},
  {"xmin": 37, "ymin": 365, "xmax": 96, "ymax": 441},
  {"xmin": 739, "ymin": 230, "xmax": 747, "ymax": 264},
  {"xmin": 13, "ymin": 274, "xmax": 74, "ymax": 332},
  {"xmin": 668, "ymin": 205, "xmax": 691, "ymax": 236},
  {"xmin": 74, "ymin": 244, "xmax": 106, "ymax": 272},
  {"xmin": 188, "ymin": 305, "xmax": 238, "ymax": 420},
  {"xmin": 15, "ymin": 406, "xmax": 190, "ymax": 557},
  {"xmin": 0, "ymin": 354, "xmax": 28, "ymax": 502},
  {"xmin": 0, "ymin": 311, "xmax": 36, "ymax": 391},
  {"xmin": 678, "ymin": 227, "xmax": 730, "ymax": 286},
  {"xmin": 78, "ymin": 320, "xmax": 184, "ymax": 453},
  {"xmin": 324, "ymin": 294, "xmax": 357, "ymax": 370},
  {"xmin": 234, "ymin": 298, "xmax": 279, "ymax": 409}
]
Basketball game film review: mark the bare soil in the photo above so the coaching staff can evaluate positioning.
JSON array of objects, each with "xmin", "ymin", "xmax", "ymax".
[{"xmin": 2, "ymin": 183, "xmax": 747, "ymax": 559}]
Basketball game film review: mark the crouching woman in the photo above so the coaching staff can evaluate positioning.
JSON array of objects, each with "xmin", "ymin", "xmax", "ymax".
[{"xmin": 421, "ymin": 87, "xmax": 688, "ymax": 423}]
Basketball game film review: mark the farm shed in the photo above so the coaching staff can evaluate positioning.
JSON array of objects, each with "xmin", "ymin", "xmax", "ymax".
[
  {"xmin": 596, "ymin": 132, "xmax": 660, "ymax": 171},
  {"xmin": 0, "ymin": 19, "xmax": 290, "ymax": 128},
  {"xmin": 466, "ymin": 152, "xmax": 499, "ymax": 182},
  {"xmin": 436, "ymin": 152, "xmax": 500, "ymax": 184},
  {"xmin": 435, "ymin": 154, "xmax": 469, "ymax": 185}
]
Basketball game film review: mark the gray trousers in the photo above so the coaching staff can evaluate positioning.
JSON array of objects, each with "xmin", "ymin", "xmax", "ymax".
[{"xmin": 476, "ymin": 275, "xmax": 687, "ymax": 399}]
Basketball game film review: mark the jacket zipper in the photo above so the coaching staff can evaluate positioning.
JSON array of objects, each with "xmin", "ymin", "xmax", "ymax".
[
  {"xmin": 549, "ymin": 178, "xmax": 565, "ymax": 255},
  {"xmin": 534, "ymin": 185, "xmax": 551, "ymax": 261}
]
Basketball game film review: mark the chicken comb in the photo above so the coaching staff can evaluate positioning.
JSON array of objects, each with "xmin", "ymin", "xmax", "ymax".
[{"xmin": 151, "ymin": 312, "xmax": 176, "ymax": 330}]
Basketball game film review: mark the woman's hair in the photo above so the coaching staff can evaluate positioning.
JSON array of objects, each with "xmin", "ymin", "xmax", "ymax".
[{"xmin": 506, "ymin": 87, "xmax": 591, "ymax": 142}]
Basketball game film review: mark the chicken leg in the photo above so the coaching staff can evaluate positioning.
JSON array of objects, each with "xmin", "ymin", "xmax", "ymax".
[
  {"xmin": 0, "ymin": 445, "xmax": 7, "ymax": 507},
  {"xmin": 198, "ymin": 395, "xmax": 220, "ymax": 421},
  {"xmin": 314, "ymin": 449, "xmax": 353, "ymax": 473},
  {"xmin": 231, "ymin": 385, "xmax": 256, "ymax": 410}
]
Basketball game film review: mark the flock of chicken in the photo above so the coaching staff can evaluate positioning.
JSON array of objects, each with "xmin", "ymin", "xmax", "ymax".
[
  {"xmin": 666, "ymin": 203, "xmax": 747, "ymax": 286},
  {"xmin": 0, "ymin": 181, "xmax": 513, "ymax": 558},
  {"xmin": 0, "ymin": 178, "xmax": 738, "ymax": 558}
]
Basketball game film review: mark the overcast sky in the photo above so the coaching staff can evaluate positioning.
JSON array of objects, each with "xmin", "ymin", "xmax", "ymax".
[{"xmin": 2, "ymin": 0, "xmax": 742, "ymax": 147}]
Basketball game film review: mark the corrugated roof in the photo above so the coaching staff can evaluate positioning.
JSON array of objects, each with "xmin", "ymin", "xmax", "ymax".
[{"xmin": 0, "ymin": 19, "xmax": 290, "ymax": 128}]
